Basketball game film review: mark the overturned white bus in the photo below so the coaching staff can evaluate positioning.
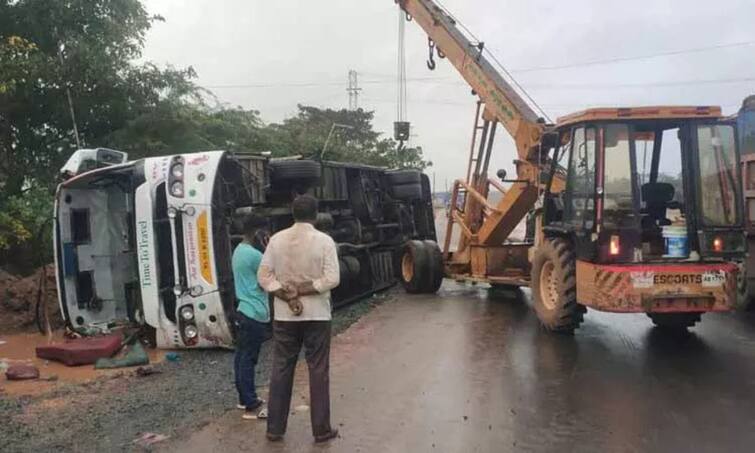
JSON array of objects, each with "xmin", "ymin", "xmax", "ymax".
[{"xmin": 53, "ymin": 149, "xmax": 440, "ymax": 348}]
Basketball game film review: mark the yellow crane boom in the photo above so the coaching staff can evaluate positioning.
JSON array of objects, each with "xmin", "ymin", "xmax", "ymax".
[
  {"xmin": 396, "ymin": 0, "xmax": 548, "ymax": 263},
  {"xmin": 397, "ymin": 0, "xmax": 544, "ymax": 157}
]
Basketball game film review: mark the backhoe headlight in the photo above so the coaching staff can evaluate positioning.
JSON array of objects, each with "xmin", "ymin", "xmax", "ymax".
[{"xmin": 170, "ymin": 181, "xmax": 184, "ymax": 197}]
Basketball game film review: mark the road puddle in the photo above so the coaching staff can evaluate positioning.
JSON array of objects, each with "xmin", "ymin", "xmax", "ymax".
[{"xmin": 0, "ymin": 331, "xmax": 164, "ymax": 397}]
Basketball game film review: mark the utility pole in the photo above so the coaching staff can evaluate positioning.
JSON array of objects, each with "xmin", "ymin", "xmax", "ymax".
[
  {"xmin": 321, "ymin": 123, "xmax": 354, "ymax": 160},
  {"xmin": 347, "ymin": 70, "xmax": 362, "ymax": 110},
  {"xmin": 55, "ymin": 37, "xmax": 81, "ymax": 149}
]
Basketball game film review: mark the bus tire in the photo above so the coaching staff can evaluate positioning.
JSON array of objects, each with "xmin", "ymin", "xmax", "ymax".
[
  {"xmin": 400, "ymin": 240, "xmax": 430, "ymax": 294},
  {"xmin": 270, "ymin": 160, "xmax": 321, "ymax": 185},
  {"xmin": 422, "ymin": 240, "xmax": 444, "ymax": 293},
  {"xmin": 386, "ymin": 170, "xmax": 422, "ymax": 185},
  {"xmin": 391, "ymin": 183, "xmax": 423, "ymax": 201},
  {"xmin": 531, "ymin": 238, "xmax": 585, "ymax": 334}
]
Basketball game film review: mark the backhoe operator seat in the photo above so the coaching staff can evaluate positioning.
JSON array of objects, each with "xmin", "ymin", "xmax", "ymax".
[{"xmin": 641, "ymin": 182, "xmax": 675, "ymax": 229}]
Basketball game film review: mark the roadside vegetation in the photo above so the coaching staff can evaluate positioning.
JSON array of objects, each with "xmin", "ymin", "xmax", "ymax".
[{"xmin": 0, "ymin": 0, "xmax": 429, "ymax": 274}]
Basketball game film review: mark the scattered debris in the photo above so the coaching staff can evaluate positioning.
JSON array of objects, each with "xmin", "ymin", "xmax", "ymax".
[
  {"xmin": 6, "ymin": 364, "xmax": 40, "ymax": 381},
  {"xmin": 165, "ymin": 352, "xmax": 181, "ymax": 362},
  {"xmin": 294, "ymin": 404, "xmax": 310, "ymax": 413},
  {"xmin": 36, "ymin": 334, "xmax": 123, "ymax": 366},
  {"xmin": 135, "ymin": 366, "xmax": 161, "ymax": 377},
  {"xmin": 40, "ymin": 374, "xmax": 59, "ymax": 382},
  {"xmin": 95, "ymin": 342, "xmax": 149, "ymax": 369},
  {"xmin": 0, "ymin": 340, "xmax": 7, "ymax": 345},
  {"xmin": 132, "ymin": 432, "xmax": 169, "ymax": 448}
]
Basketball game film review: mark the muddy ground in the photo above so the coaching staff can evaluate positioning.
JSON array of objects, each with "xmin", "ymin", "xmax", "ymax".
[{"xmin": 0, "ymin": 292, "xmax": 390, "ymax": 452}]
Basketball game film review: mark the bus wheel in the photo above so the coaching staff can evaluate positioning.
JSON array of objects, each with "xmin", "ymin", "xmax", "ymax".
[
  {"xmin": 647, "ymin": 312, "xmax": 702, "ymax": 330},
  {"xmin": 531, "ymin": 238, "xmax": 585, "ymax": 334},
  {"xmin": 400, "ymin": 240, "xmax": 430, "ymax": 294},
  {"xmin": 422, "ymin": 240, "xmax": 444, "ymax": 293}
]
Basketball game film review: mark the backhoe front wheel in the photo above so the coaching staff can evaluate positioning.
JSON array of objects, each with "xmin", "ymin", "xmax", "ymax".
[{"xmin": 531, "ymin": 238, "xmax": 585, "ymax": 333}]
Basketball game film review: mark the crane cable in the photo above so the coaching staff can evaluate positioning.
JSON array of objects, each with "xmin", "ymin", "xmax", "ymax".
[
  {"xmin": 397, "ymin": 7, "xmax": 408, "ymax": 124},
  {"xmin": 433, "ymin": 0, "xmax": 552, "ymax": 123},
  {"xmin": 395, "ymin": 7, "xmax": 410, "ymax": 151}
]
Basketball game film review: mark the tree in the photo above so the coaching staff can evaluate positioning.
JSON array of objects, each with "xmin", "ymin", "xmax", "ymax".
[
  {"xmin": 261, "ymin": 105, "xmax": 430, "ymax": 170},
  {"xmin": 105, "ymin": 104, "xmax": 267, "ymax": 158},
  {"xmin": 0, "ymin": 1, "xmax": 430, "ymax": 270},
  {"xmin": 0, "ymin": 0, "xmax": 197, "ymax": 266}
]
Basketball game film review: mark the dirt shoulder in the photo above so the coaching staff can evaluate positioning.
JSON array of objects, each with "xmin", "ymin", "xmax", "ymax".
[
  {"xmin": 0, "ymin": 267, "xmax": 61, "ymax": 335},
  {"xmin": 0, "ymin": 291, "xmax": 391, "ymax": 452}
]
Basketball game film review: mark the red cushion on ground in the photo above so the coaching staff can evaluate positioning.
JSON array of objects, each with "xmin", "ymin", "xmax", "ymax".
[{"xmin": 35, "ymin": 334, "xmax": 123, "ymax": 366}]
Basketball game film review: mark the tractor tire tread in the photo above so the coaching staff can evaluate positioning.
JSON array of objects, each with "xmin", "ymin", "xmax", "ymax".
[
  {"xmin": 422, "ymin": 240, "xmax": 444, "ymax": 293},
  {"xmin": 531, "ymin": 238, "xmax": 585, "ymax": 334}
]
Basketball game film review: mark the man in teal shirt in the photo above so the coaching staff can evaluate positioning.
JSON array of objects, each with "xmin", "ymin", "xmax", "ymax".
[{"xmin": 233, "ymin": 214, "xmax": 270, "ymax": 420}]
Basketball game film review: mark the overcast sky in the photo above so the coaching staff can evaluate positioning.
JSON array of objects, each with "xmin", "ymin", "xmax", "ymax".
[{"xmin": 141, "ymin": 0, "xmax": 755, "ymax": 189}]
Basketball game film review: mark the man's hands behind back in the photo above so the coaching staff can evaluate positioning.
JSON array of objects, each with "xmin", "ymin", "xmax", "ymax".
[{"xmin": 273, "ymin": 283, "xmax": 303, "ymax": 316}]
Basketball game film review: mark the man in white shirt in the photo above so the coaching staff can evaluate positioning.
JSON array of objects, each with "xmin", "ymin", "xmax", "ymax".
[{"xmin": 258, "ymin": 195, "xmax": 340, "ymax": 443}]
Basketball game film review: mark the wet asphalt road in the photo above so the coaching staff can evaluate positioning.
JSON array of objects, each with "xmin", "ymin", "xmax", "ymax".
[{"xmin": 165, "ymin": 282, "xmax": 755, "ymax": 453}]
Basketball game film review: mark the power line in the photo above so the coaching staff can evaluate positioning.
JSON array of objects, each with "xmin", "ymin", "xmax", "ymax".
[
  {"xmin": 432, "ymin": 0, "xmax": 551, "ymax": 121},
  {"xmin": 202, "ymin": 75, "xmax": 755, "ymax": 91},
  {"xmin": 527, "ymin": 76, "xmax": 755, "ymax": 90},
  {"xmin": 372, "ymin": 75, "xmax": 755, "ymax": 90},
  {"xmin": 204, "ymin": 80, "xmax": 344, "ymax": 89},
  {"xmin": 361, "ymin": 95, "xmax": 742, "ymax": 110},
  {"xmin": 511, "ymin": 40, "xmax": 755, "ymax": 73}
]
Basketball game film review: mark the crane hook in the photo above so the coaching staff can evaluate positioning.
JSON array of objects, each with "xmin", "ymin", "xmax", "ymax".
[{"xmin": 427, "ymin": 37, "xmax": 436, "ymax": 70}]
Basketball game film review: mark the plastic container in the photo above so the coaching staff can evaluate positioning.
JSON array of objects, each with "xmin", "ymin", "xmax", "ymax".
[{"xmin": 662, "ymin": 225, "xmax": 688, "ymax": 258}]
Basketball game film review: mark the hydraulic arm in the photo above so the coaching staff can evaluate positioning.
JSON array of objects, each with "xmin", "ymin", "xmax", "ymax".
[{"xmin": 396, "ymin": 0, "xmax": 548, "ymax": 259}]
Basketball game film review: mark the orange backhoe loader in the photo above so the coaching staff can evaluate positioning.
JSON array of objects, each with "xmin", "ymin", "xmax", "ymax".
[{"xmin": 396, "ymin": 0, "xmax": 747, "ymax": 332}]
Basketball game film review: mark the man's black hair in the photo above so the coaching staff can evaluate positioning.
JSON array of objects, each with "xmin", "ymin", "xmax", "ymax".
[
  {"xmin": 242, "ymin": 214, "xmax": 266, "ymax": 235},
  {"xmin": 292, "ymin": 195, "xmax": 319, "ymax": 222}
]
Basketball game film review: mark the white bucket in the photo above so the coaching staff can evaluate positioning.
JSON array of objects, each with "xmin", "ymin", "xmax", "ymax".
[{"xmin": 662, "ymin": 225, "xmax": 688, "ymax": 258}]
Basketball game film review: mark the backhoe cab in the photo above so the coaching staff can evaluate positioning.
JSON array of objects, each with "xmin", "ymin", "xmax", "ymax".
[{"xmin": 532, "ymin": 107, "xmax": 745, "ymax": 331}]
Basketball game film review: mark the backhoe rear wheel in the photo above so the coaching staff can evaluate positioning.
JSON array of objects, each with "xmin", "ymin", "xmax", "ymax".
[
  {"xmin": 531, "ymin": 238, "xmax": 585, "ymax": 333},
  {"xmin": 647, "ymin": 312, "xmax": 702, "ymax": 330}
]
